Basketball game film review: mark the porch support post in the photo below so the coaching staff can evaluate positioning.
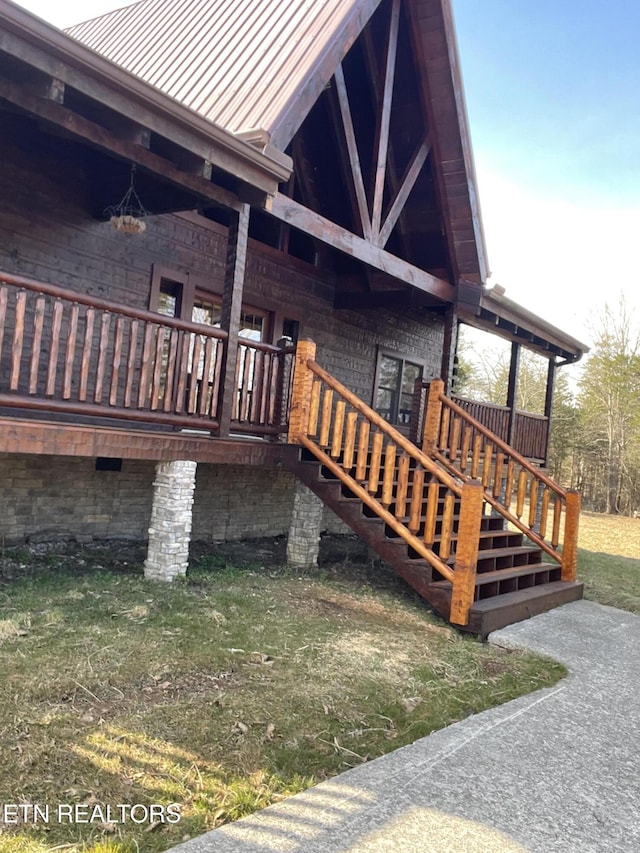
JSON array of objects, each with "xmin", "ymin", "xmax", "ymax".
[
  {"xmin": 287, "ymin": 479, "xmax": 324, "ymax": 570},
  {"xmin": 144, "ymin": 459, "xmax": 197, "ymax": 581},
  {"xmin": 506, "ymin": 341, "xmax": 520, "ymax": 446},
  {"xmin": 440, "ymin": 308, "xmax": 458, "ymax": 394},
  {"xmin": 218, "ymin": 204, "xmax": 250, "ymax": 437},
  {"xmin": 543, "ymin": 358, "xmax": 556, "ymax": 465}
]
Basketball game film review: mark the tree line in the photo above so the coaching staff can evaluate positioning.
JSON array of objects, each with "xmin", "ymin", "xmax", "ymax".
[{"xmin": 456, "ymin": 300, "xmax": 640, "ymax": 516}]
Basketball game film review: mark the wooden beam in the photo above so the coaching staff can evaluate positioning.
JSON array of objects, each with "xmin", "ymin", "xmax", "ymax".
[
  {"xmin": 334, "ymin": 64, "xmax": 372, "ymax": 240},
  {"xmin": 218, "ymin": 205, "xmax": 250, "ymax": 437},
  {"xmin": 269, "ymin": 194, "xmax": 455, "ymax": 302},
  {"xmin": 543, "ymin": 358, "xmax": 556, "ymax": 465},
  {"xmin": 371, "ymin": 0, "xmax": 401, "ymax": 239},
  {"xmin": 506, "ymin": 341, "xmax": 520, "ymax": 446},
  {"xmin": 0, "ymin": 76, "xmax": 244, "ymax": 212},
  {"xmin": 378, "ymin": 137, "xmax": 430, "ymax": 248}
]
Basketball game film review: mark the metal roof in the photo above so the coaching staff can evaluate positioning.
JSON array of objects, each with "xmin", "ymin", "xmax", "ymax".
[{"xmin": 67, "ymin": 0, "xmax": 379, "ymax": 147}]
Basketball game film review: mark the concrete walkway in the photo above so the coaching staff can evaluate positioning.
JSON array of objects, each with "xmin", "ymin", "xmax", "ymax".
[{"xmin": 173, "ymin": 600, "xmax": 640, "ymax": 852}]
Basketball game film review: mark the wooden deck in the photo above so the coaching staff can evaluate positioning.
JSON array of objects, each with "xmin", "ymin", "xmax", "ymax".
[{"xmin": 0, "ymin": 271, "xmax": 294, "ymax": 453}]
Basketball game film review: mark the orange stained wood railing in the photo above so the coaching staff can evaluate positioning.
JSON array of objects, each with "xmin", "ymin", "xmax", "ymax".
[
  {"xmin": 422, "ymin": 379, "xmax": 579, "ymax": 583},
  {"xmin": 288, "ymin": 340, "xmax": 485, "ymax": 626},
  {"xmin": 0, "ymin": 271, "xmax": 294, "ymax": 436}
]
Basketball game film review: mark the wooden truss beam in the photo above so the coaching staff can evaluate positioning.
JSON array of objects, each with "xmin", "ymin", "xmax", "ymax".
[
  {"xmin": 334, "ymin": 63, "xmax": 372, "ymax": 240},
  {"xmin": 269, "ymin": 194, "xmax": 455, "ymax": 302},
  {"xmin": 371, "ymin": 0, "xmax": 401, "ymax": 238},
  {"xmin": 378, "ymin": 137, "xmax": 430, "ymax": 248}
]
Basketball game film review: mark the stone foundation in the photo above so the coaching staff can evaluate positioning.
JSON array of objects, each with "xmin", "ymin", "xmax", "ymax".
[
  {"xmin": 144, "ymin": 460, "xmax": 197, "ymax": 581},
  {"xmin": 286, "ymin": 480, "xmax": 324, "ymax": 570}
]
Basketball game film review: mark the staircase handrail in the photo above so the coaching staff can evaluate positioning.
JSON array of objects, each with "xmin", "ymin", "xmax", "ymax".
[
  {"xmin": 424, "ymin": 380, "xmax": 579, "ymax": 582},
  {"xmin": 307, "ymin": 361, "xmax": 462, "ymax": 494},
  {"xmin": 288, "ymin": 341, "xmax": 485, "ymax": 626}
]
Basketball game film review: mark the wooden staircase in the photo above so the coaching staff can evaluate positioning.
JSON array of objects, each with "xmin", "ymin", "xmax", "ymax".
[{"xmin": 284, "ymin": 341, "xmax": 583, "ymax": 637}]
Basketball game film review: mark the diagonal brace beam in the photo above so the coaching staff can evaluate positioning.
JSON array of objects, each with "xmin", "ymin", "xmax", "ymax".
[{"xmin": 377, "ymin": 137, "xmax": 431, "ymax": 248}]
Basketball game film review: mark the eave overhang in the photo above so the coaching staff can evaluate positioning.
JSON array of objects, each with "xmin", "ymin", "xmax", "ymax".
[
  {"xmin": 458, "ymin": 284, "xmax": 589, "ymax": 363},
  {"xmin": 0, "ymin": 0, "xmax": 292, "ymax": 204}
]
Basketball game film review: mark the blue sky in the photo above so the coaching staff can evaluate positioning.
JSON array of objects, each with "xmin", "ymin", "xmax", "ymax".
[{"xmin": 14, "ymin": 0, "xmax": 640, "ymax": 345}]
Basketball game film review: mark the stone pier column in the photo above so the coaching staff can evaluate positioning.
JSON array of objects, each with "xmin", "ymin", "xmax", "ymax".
[
  {"xmin": 144, "ymin": 460, "xmax": 197, "ymax": 581},
  {"xmin": 286, "ymin": 480, "xmax": 324, "ymax": 570}
]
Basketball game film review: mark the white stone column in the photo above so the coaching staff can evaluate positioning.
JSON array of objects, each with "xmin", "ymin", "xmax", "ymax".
[
  {"xmin": 144, "ymin": 460, "xmax": 197, "ymax": 581},
  {"xmin": 287, "ymin": 480, "xmax": 324, "ymax": 570}
]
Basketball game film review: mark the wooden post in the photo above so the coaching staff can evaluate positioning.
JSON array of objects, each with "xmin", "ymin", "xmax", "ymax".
[
  {"xmin": 440, "ymin": 308, "xmax": 458, "ymax": 394},
  {"xmin": 506, "ymin": 341, "xmax": 520, "ymax": 447},
  {"xmin": 449, "ymin": 479, "xmax": 484, "ymax": 626},
  {"xmin": 543, "ymin": 358, "xmax": 556, "ymax": 466},
  {"xmin": 218, "ymin": 204, "xmax": 250, "ymax": 437},
  {"xmin": 288, "ymin": 339, "xmax": 317, "ymax": 444},
  {"xmin": 422, "ymin": 379, "xmax": 444, "ymax": 456},
  {"xmin": 562, "ymin": 490, "xmax": 580, "ymax": 581}
]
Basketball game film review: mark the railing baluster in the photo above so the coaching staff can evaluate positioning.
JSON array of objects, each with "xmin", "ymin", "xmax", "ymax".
[
  {"xmin": 381, "ymin": 443, "xmax": 396, "ymax": 507},
  {"xmin": 175, "ymin": 331, "xmax": 190, "ymax": 414},
  {"xmin": 343, "ymin": 411, "xmax": 358, "ymax": 470},
  {"xmin": 471, "ymin": 434, "xmax": 482, "ymax": 478},
  {"xmin": 10, "ymin": 290, "xmax": 26, "ymax": 391},
  {"xmin": 45, "ymin": 299, "xmax": 63, "ymax": 397},
  {"xmin": 504, "ymin": 459, "xmax": 515, "ymax": 509},
  {"xmin": 460, "ymin": 425, "xmax": 471, "ymax": 473},
  {"xmin": 110, "ymin": 315, "xmax": 124, "ymax": 406},
  {"xmin": 198, "ymin": 337, "xmax": 213, "ymax": 415},
  {"xmin": 528, "ymin": 478, "xmax": 539, "ymax": 529},
  {"xmin": 539, "ymin": 488, "xmax": 551, "ymax": 539},
  {"xmin": 440, "ymin": 493, "xmax": 455, "ymax": 560},
  {"xmin": 355, "ymin": 420, "xmax": 370, "ymax": 482},
  {"xmin": 409, "ymin": 466, "xmax": 424, "ymax": 533},
  {"xmin": 482, "ymin": 444, "xmax": 493, "ymax": 488},
  {"xmin": 138, "ymin": 323, "xmax": 153, "ymax": 408},
  {"xmin": 162, "ymin": 329, "xmax": 179, "ymax": 412},
  {"xmin": 0, "ymin": 286, "xmax": 8, "ymax": 365},
  {"xmin": 395, "ymin": 453, "xmax": 409, "ymax": 518},
  {"xmin": 63, "ymin": 304, "xmax": 79, "ymax": 400},
  {"xmin": 368, "ymin": 431, "xmax": 383, "ymax": 493},
  {"xmin": 449, "ymin": 416, "xmax": 461, "ymax": 462},
  {"xmin": 94, "ymin": 312, "xmax": 111, "ymax": 403},
  {"xmin": 552, "ymin": 497, "xmax": 562, "ymax": 548},
  {"xmin": 331, "ymin": 400, "xmax": 346, "ymax": 459},
  {"xmin": 424, "ymin": 481, "xmax": 439, "ymax": 545},
  {"xmin": 78, "ymin": 307, "xmax": 95, "ymax": 402},
  {"xmin": 124, "ymin": 319, "xmax": 139, "ymax": 408},
  {"xmin": 29, "ymin": 295, "xmax": 46, "ymax": 394},
  {"xmin": 149, "ymin": 326, "xmax": 164, "ymax": 411},
  {"xmin": 210, "ymin": 339, "xmax": 223, "ymax": 418},
  {"xmin": 439, "ymin": 406, "xmax": 450, "ymax": 451},
  {"xmin": 187, "ymin": 334, "xmax": 202, "ymax": 414},
  {"xmin": 308, "ymin": 379, "xmax": 321, "ymax": 436},
  {"xmin": 516, "ymin": 470, "xmax": 527, "ymax": 519},
  {"xmin": 319, "ymin": 389, "xmax": 334, "ymax": 447},
  {"xmin": 493, "ymin": 451, "xmax": 504, "ymax": 498}
]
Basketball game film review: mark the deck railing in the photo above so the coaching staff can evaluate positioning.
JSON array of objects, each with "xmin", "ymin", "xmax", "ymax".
[
  {"xmin": 0, "ymin": 271, "xmax": 293, "ymax": 436},
  {"xmin": 288, "ymin": 340, "xmax": 485, "ymax": 626},
  {"xmin": 411, "ymin": 383, "xmax": 549, "ymax": 462},
  {"xmin": 422, "ymin": 379, "xmax": 579, "ymax": 582}
]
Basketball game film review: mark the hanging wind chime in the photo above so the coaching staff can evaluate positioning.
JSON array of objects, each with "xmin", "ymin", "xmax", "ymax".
[{"xmin": 105, "ymin": 164, "xmax": 149, "ymax": 234}]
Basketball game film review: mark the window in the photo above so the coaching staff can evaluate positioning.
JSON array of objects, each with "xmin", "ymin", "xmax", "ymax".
[
  {"xmin": 374, "ymin": 351, "xmax": 423, "ymax": 426},
  {"xmin": 149, "ymin": 265, "xmax": 271, "ymax": 342}
]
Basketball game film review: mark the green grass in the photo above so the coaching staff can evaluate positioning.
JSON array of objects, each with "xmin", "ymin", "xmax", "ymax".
[
  {"xmin": 577, "ymin": 511, "xmax": 640, "ymax": 612},
  {"xmin": 0, "ymin": 542, "xmax": 566, "ymax": 853}
]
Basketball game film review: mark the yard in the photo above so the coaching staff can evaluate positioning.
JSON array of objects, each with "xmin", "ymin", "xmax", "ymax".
[
  {"xmin": 0, "ymin": 536, "xmax": 563, "ymax": 853},
  {"xmin": 0, "ymin": 514, "xmax": 637, "ymax": 853}
]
